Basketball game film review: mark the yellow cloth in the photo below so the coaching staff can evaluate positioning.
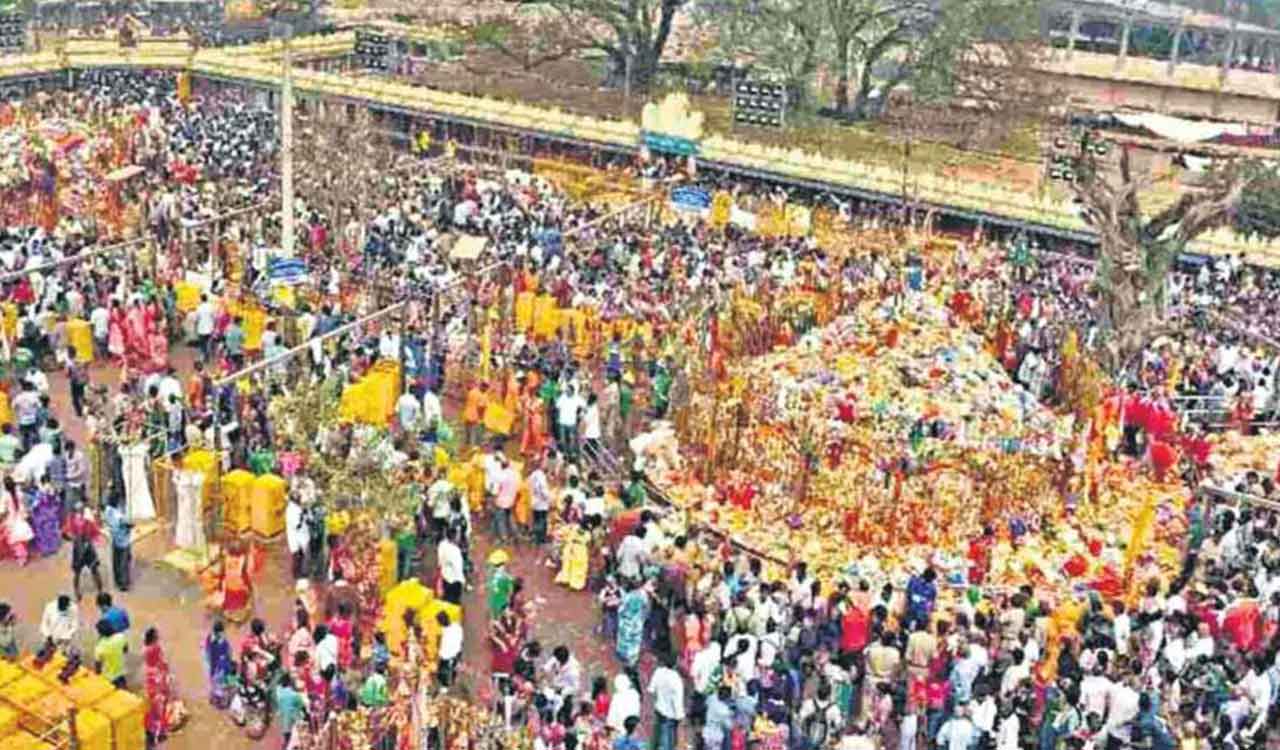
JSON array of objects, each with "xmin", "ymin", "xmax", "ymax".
[
  {"xmin": 554, "ymin": 530, "xmax": 589, "ymax": 591},
  {"xmin": 532, "ymin": 295, "xmax": 559, "ymax": 339},
  {"xmin": 483, "ymin": 402, "xmax": 514, "ymax": 436},
  {"xmin": 67, "ymin": 319, "xmax": 94, "ymax": 363},
  {"xmin": 515, "ymin": 292, "xmax": 535, "ymax": 332},
  {"xmin": 174, "ymin": 282, "xmax": 200, "ymax": 313}
]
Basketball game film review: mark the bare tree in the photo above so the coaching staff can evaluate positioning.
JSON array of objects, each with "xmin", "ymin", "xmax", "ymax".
[{"xmin": 1072, "ymin": 148, "xmax": 1280, "ymax": 373}]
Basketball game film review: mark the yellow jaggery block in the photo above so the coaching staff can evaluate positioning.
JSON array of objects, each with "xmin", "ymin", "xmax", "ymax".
[
  {"xmin": 220, "ymin": 469, "xmax": 256, "ymax": 533},
  {"xmin": 74, "ymin": 709, "xmax": 112, "ymax": 750},
  {"xmin": 338, "ymin": 381, "xmax": 368, "ymax": 423},
  {"xmin": 63, "ymin": 674, "xmax": 117, "ymax": 709},
  {"xmin": 0, "ymin": 731, "xmax": 52, "ymax": 750},
  {"xmin": 19, "ymin": 691, "xmax": 72, "ymax": 734},
  {"xmin": 182, "ymin": 449, "xmax": 220, "ymax": 508},
  {"xmin": 0, "ymin": 660, "xmax": 21, "ymax": 688},
  {"xmin": 250, "ymin": 474, "xmax": 288, "ymax": 538},
  {"xmin": 532, "ymin": 294, "xmax": 559, "ymax": 339},
  {"xmin": 0, "ymin": 705, "xmax": 17, "ymax": 739},
  {"xmin": 67, "ymin": 319, "xmax": 94, "ymax": 363},
  {"xmin": 1, "ymin": 676, "xmax": 49, "ymax": 710},
  {"xmin": 381, "ymin": 579, "xmax": 433, "ymax": 653},
  {"xmin": 92, "ymin": 690, "xmax": 145, "ymax": 750}
]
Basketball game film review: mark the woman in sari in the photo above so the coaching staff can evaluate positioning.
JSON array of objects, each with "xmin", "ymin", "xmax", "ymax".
[
  {"xmin": 202, "ymin": 621, "xmax": 233, "ymax": 705},
  {"xmin": 144, "ymin": 627, "xmax": 186, "ymax": 744},
  {"xmin": 206, "ymin": 540, "xmax": 253, "ymax": 623},
  {"xmin": 679, "ymin": 602, "xmax": 707, "ymax": 675},
  {"xmin": 489, "ymin": 606, "xmax": 525, "ymax": 676},
  {"xmin": 520, "ymin": 385, "xmax": 548, "ymax": 458},
  {"xmin": 0, "ymin": 478, "xmax": 33, "ymax": 565},
  {"xmin": 554, "ymin": 521, "xmax": 590, "ymax": 591},
  {"xmin": 108, "ymin": 304, "xmax": 127, "ymax": 361},
  {"xmin": 615, "ymin": 581, "xmax": 651, "ymax": 669},
  {"xmin": 284, "ymin": 608, "xmax": 314, "ymax": 681}
]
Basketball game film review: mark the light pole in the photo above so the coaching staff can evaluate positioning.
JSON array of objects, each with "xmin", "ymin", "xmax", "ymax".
[{"xmin": 273, "ymin": 19, "xmax": 297, "ymax": 258}]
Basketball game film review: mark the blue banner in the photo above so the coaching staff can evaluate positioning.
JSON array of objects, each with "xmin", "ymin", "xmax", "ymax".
[
  {"xmin": 671, "ymin": 187, "xmax": 711, "ymax": 213},
  {"xmin": 642, "ymin": 131, "xmax": 699, "ymax": 156}
]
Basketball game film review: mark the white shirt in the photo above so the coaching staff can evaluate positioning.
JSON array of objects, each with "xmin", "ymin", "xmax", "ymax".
[
  {"xmin": 647, "ymin": 666, "xmax": 686, "ymax": 720},
  {"xmin": 195, "ymin": 302, "xmax": 215, "ymax": 336},
  {"xmin": 438, "ymin": 539, "xmax": 465, "ymax": 584},
  {"xmin": 40, "ymin": 600, "xmax": 79, "ymax": 643},
  {"xmin": 972, "ymin": 697, "xmax": 997, "ymax": 733},
  {"xmin": 996, "ymin": 715, "xmax": 1021, "ymax": 750},
  {"xmin": 285, "ymin": 501, "xmax": 309, "ymax": 553},
  {"xmin": 1102, "ymin": 683, "xmax": 1140, "ymax": 740},
  {"xmin": 556, "ymin": 393, "xmax": 584, "ymax": 427},
  {"xmin": 90, "ymin": 307, "xmax": 110, "ymax": 338},
  {"xmin": 421, "ymin": 391, "xmax": 442, "ymax": 428},
  {"xmin": 315, "ymin": 633, "xmax": 339, "ymax": 673},
  {"xmin": 439, "ymin": 623, "xmax": 464, "ymax": 661},
  {"xmin": 582, "ymin": 403, "xmax": 601, "ymax": 440},
  {"xmin": 528, "ymin": 469, "xmax": 551, "ymax": 512}
]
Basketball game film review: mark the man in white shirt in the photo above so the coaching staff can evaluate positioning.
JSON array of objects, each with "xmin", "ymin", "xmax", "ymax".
[
  {"xmin": 616, "ymin": 528, "xmax": 647, "ymax": 583},
  {"xmin": 1080, "ymin": 665, "xmax": 1112, "ymax": 721},
  {"xmin": 194, "ymin": 295, "xmax": 215, "ymax": 362},
  {"xmin": 40, "ymin": 595, "xmax": 79, "ymax": 653},
  {"xmin": 315, "ymin": 624, "xmax": 339, "ymax": 674},
  {"xmin": 555, "ymin": 385, "xmax": 584, "ymax": 459},
  {"xmin": 396, "ymin": 390, "xmax": 421, "ymax": 434},
  {"xmin": 437, "ymin": 528, "xmax": 465, "ymax": 604},
  {"xmin": 437, "ymin": 610, "xmax": 463, "ymax": 689},
  {"xmin": 648, "ymin": 652, "xmax": 685, "ymax": 750},
  {"xmin": 528, "ymin": 462, "xmax": 551, "ymax": 545},
  {"xmin": 421, "ymin": 387, "xmax": 442, "ymax": 435},
  {"xmin": 1101, "ymin": 679, "xmax": 1140, "ymax": 744},
  {"xmin": 285, "ymin": 493, "xmax": 310, "ymax": 579}
]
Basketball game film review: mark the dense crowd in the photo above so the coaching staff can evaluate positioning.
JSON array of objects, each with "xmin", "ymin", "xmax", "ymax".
[{"xmin": 0, "ymin": 68, "xmax": 1278, "ymax": 750}]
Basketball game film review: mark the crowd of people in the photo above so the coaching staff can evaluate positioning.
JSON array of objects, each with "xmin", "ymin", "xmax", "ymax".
[{"xmin": 0, "ymin": 65, "xmax": 1277, "ymax": 750}]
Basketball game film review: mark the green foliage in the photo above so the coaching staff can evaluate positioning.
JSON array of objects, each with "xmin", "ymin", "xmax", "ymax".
[{"xmin": 1230, "ymin": 160, "xmax": 1280, "ymax": 241}]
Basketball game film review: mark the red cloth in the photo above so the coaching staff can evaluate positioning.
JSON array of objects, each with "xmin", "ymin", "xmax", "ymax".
[
  {"xmin": 1150, "ymin": 441, "xmax": 1177, "ymax": 480},
  {"xmin": 967, "ymin": 536, "xmax": 992, "ymax": 585},
  {"xmin": 1222, "ymin": 600, "xmax": 1265, "ymax": 654},
  {"xmin": 839, "ymin": 605, "xmax": 869, "ymax": 653}
]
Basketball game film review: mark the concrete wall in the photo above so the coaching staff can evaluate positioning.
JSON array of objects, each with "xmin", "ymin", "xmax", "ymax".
[{"xmin": 1042, "ymin": 71, "xmax": 1279, "ymax": 123}]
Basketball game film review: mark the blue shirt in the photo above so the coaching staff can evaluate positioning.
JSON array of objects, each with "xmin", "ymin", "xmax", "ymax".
[
  {"xmin": 613, "ymin": 738, "xmax": 643, "ymax": 750},
  {"xmin": 275, "ymin": 685, "xmax": 307, "ymax": 733},
  {"xmin": 99, "ymin": 606, "xmax": 130, "ymax": 636},
  {"xmin": 104, "ymin": 506, "xmax": 132, "ymax": 549}
]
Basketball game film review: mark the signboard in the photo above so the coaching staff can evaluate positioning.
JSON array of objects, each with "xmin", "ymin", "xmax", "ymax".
[
  {"xmin": 450, "ymin": 234, "xmax": 488, "ymax": 261},
  {"xmin": 670, "ymin": 187, "xmax": 711, "ymax": 214},
  {"xmin": 642, "ymin": 131, "xmax": 699, "ymax": 156}
]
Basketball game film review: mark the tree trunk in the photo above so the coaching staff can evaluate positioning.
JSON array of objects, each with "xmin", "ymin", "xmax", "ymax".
[{"xmin": 834, "ymin": 37, "xmax": 852, "ymax": 113}]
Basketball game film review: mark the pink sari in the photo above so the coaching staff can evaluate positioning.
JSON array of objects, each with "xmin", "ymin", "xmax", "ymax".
[
  {"xmin": 327, "ymin": 616, "xmax": 354, "ymax": 669},
  {"xmin": 108, "ymin": 308, "xmax": 127, "ymax": 358}
]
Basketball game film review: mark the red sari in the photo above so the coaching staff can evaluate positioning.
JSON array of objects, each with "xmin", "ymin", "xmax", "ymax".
[{"xmin": 144, "ymin": 643, "xmax": 185, "ymax": 738}]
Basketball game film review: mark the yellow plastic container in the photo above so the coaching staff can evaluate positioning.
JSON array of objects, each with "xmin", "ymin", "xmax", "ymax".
[
  {"xmin": 63, "ymin": 674, "xmax": 117, "ymax": 709},
  {"xmin": 0, "ymin": 731, "xmax": 52, "ymax": 750},
  {"xmin": 19, "ymin": 653, "xmax": 66, "ymax": 686},
  {"xmin": 67, "ymin": 318, "xmax": 94, "ymax": 363},
  {"xmin": 220, "ymin": 469, "xmax": 256, "ymax": 533},
  {"xmin": 2, "ymin": 676, "xmax": 50, "ymax": 709},
  {"xmin": 19, "ymin": 691, "xmax": 72, "ymax": 734},
  {"xmin": 74, "ymin": 708, "xmax": 112, "ymax": 750},
  {"xmin": 92, "ymin": 690, "xmax": 145, "ymax": 750},
  {"xmin": 0, "ymin": 660, "xmax": 22, "ymax": 688},
  {"xmin": 249, "ymin": 474, "xmax": 287, "ymax": 538},
  {"xmin": 0, "ymin": 392, "xmax": 10, "ymax": 428},
  {"xmin": 0, "ymin": 705, "xmax": 17, "ymax": 740}
]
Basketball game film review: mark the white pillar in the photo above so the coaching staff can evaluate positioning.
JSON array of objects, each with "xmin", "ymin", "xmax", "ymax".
[{"xmin": 281, "ymin": 34, "xmax": 296, "ymax": 257}]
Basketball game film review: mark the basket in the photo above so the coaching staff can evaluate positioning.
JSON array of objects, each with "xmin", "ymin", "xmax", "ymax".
[
  {"xmin": 0, "ymin": 661, "xmax": 22, "ymax": 689},
  {"xmin": 0, "ymin": 731, "xmax": 52, "ymax": 750},
  {"xmin": 0, "ymin": 705, "xmax": 17, "ymax": 740},
  {"xmin": 74, "ymin": 708, "xmax": 112, "ymax": 750}
]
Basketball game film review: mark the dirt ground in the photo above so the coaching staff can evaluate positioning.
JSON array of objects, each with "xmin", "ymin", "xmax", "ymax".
[{"xmin": 0, "ymin": 345, "xmax": 620, "ymax": 750}]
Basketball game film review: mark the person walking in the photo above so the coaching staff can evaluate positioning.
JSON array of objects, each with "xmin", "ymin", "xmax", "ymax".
[
  {"xmin": 286, "ymin": 492, "xmax": 309, "ymax": 579},
  {"xmin": 65, "ymin": 347, "xmax": 89, "ymax": 419},
  {"xmin": 648, "ymin": 651, "xmax": 685, "ymax": 750},
  {"xmin": 103, "ymin": 494, "xmax": 133, "ymax": 592},
  {"xmin": 66, "ymin": 502, "xmax": 105, "ymax": 601}
]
